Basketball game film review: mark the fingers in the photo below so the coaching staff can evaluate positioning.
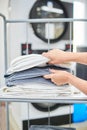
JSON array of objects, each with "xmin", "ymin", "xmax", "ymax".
[
  {"xmin": 49, "ymin": 69, "xmax": 58, "ymax": 73},
  {"xmin": 42, "ymin": 52, "xmax": 53, "ymax": 64},
  {"xmin": 42, "ymin": 52, "xmax": 52, "ymax": 59},
  {"xmin": 42, "ymin": 52, "xmax": 49, "ymax": 58},
  {"xmin": 43, "ymin": 69, "xmax": 57, "ymax": 79},
  {"xmin": 43, "ymin": 74, "xmax": 53, "ymax": 79}
]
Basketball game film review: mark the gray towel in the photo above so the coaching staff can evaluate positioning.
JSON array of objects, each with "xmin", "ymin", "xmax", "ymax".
[
  {"xmin": 29, "ymin": 125, "xmax": 76, "ymax": 130},
  {"xmin": 5, "ymin": 65, "xmax": 70, "ymax": 87}
]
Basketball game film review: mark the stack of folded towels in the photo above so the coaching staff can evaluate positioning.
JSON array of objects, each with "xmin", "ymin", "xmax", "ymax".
[
  {"xmin": 4, "ymin": 54, "xmax": 70, "ymax": 87},
  {"xmin": 2, "ymin": 54, "xmax": 73, "ymax": 97}
]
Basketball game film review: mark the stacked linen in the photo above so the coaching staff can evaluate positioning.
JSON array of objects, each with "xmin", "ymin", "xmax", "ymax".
[
  {"xmin": 5, "ymin": 54, "xmax": 70, "ymax": 87},
  {"xmin": 5, "ymin": 65, "xmax": 70, "ymax": 87},
  {"xmin": 5, "ymin": 54, "xmax": 49, "ymax": 86},
  {"xmin": 3, "ymin": 54, "xmax": 73, "ymax": 97},
  {"xmin": 0, "ymin": 84, "xmax": 72, "ymax": 97}
]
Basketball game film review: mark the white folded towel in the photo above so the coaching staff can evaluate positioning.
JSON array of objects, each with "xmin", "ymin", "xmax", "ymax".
[{"xmin": 7, "ymin": 54, "xmax": 50, "ymax": 74}]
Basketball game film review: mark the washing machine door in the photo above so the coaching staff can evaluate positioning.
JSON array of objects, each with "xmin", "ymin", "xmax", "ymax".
[
  {"xmin": 29, "ymin": 0, "xmax": 68, "ymax": 43},
  {"xmin": 32, "ymin": 103, "xmax": 67, "ymax": 112}
]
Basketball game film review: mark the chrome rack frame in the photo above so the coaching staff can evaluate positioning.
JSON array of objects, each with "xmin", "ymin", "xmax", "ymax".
[{"xmin": 0, "ymin": 13, "xmax": 87, "ymax": 130}]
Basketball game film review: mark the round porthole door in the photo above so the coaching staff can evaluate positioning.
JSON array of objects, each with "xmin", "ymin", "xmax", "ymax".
[
  {"xmin": 32, "ymin": 103, "xmax": 68, "ymax": 112},
  {"xmin": 29, "ymin": 0, "xmax": 68, "ymax": 43}
]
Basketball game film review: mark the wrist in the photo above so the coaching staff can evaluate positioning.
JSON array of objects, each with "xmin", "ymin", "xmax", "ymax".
[
  {"xmin": 66, "ymin": 72, "xmax": 73, "ymax": 84},
  {"xmin": 65, "ymin": 52, "xmax": 78, "ymax": 63},
  {"xmin": 68, "ymin": 52, "xmax": 83, "ymax": 62}
]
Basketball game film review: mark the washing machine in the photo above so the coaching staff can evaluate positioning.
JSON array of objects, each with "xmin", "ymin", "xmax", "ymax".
[
  {"xmin": 21, "ymin": 102, "xmax": 73, "ymax": 129},
  {"xmin": 7, "ymin": 0, "xmax": 74, "ymax": 129}
]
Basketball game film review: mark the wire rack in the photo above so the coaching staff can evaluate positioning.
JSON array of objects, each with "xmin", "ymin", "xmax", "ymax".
[{"xmin": 0, "ymin": 13, "xmax": 87, "ymax": 130}]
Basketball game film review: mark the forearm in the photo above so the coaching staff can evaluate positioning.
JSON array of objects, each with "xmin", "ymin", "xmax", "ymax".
[
  {"xmin": 66, "ymin": 52, "xmax": 87, "ymax": 65},
  {"xmin": 68, "ymin": 73, "xmax": 87, "ymax": 95}
]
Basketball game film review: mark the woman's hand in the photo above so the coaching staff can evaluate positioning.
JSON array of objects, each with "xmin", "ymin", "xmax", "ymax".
[
  {"xmin": 42, "ymin": 49, "xmax": 69, "ymax": 64},
  {"xmin": 43, "ymin": 69, "xmax": 71, "ymax": 86}
]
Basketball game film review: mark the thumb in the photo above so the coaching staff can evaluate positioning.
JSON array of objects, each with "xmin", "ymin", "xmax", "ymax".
[
  {"xmin": 42, "ymin": 52, "xmax": 47, "ymax": 57},
  {"xmin": 49, "ymin": 69, "xmax": 57, "ymax": 73},
  {"xmin": 42, "ymin": 52, "xmax": 50, "ymax": 59},
  {"xmin": 43, "ymin": 74, "xmax": 53, "ymax": 79}
]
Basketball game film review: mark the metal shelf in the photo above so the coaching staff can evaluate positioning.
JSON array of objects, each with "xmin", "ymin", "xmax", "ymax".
[{"xmin": 0, "ymin": 93, "xmax": 87, "ymax": 103}]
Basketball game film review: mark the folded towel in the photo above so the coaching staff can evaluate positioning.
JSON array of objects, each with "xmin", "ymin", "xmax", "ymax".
[
  {"xmin": 0, "ymin": 84, "xmax": 72, "ymax": 97},
  {"xmin": 29, "ymin": 125, "xmax": 76, "ymax": 130},
  {"xmin": 7, "ymin": 54, "xmax": 50, "ymax": 74},
  {"xmin": 5, "ymin": 65, "xmax": 70, "ymax": 87}
]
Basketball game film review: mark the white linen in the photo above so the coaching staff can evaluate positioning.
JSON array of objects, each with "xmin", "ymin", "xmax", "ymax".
[
  {"xmin": 7, "ymin": 54, "xmax": 50, "ymax": 74},
  {"xmin": 0, "ymin": 84, "xmax": 73, "ymax": 97}
]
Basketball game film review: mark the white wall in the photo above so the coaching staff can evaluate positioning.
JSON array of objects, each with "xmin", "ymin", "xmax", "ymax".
[
  {"xmin": 73, "ymin": 0, "xmax": 87, "ymax": 48},
  {"xmin": 84, "ymin": 0, "xmax": 87, "ymax": 44}
]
